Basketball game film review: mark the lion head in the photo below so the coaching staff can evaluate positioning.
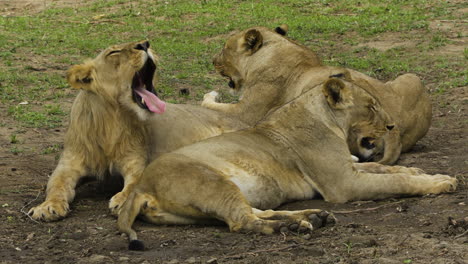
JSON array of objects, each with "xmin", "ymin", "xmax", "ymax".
[
  {"xmin": 66, "ymin": 41, "xmax": 166, "ymax": 120},
  {"xmin": 321, "ymin": 76, "xmax": 395, "ymax": 156},
  {"xmin": 212, "ymin": 25, "xmax": 321, "ymax": 94}
]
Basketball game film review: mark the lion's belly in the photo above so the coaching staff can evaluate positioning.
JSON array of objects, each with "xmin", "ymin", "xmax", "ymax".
[{"xmin": 176, "ymin": 135, "xmax": 316, "ymax": 210}]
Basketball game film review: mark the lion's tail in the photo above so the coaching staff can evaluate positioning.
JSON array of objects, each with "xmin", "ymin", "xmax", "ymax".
[{"xmin": 117, "ymin": 191, "xmax": 145, "ymax": 251}]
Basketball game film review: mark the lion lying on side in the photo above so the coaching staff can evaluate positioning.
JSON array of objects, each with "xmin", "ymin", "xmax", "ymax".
[
  {"xmin": 118, "ymin": 74, "xmax": 456, "ymax": 250},
  {"xmin": 203, "ymin": 26, "xmax": 431, "ymax": 164},
  {"xmin": 28, "ymin": 41, "xmax": 248, "ymax": 221}
]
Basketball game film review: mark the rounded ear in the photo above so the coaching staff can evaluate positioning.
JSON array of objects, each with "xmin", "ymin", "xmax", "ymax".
[
  {"xmin": 243, "ymin": 29, "xmax": 263, "ymax": 54},
  {"xmin": 274, "ymin": 24, "xmax": 289, "ymax": 36},
  {"xmin": 322, "ymin": 78, "xmax": 352, "ymax": 109},
  {"xmin": 66, "ymin": 63, "xmax": 95, "ymax": 90}
]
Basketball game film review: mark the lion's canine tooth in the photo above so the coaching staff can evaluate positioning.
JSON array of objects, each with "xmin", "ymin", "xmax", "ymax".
[{"xmin": 141, "ymin": 98, "xmax": 145, "ymax": 104}]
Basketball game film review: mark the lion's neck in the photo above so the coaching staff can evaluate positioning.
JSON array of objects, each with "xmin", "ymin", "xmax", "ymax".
[
  {"xmin": 257, "ymin": 88, "xmax": 348, "ymax": 148},
  {"xmin": 65, "ymin": 91, "xmax": 148, "ymax": 175}
]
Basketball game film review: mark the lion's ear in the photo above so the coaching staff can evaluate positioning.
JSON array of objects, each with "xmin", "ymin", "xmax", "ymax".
[
  {"xmin": 274, "ymin": 24, "xmax": 289, "ymax": 36},
  {"xmin": 243, "ymin": 29, "xmax": 263, "ymax": 54},
  {"xmin": 322, "ymin": 78, "xmax": 352, "ymax": 109},
  {"xmin": 66, "ymin": 63, "xmax": 95, "ymax": 90}
]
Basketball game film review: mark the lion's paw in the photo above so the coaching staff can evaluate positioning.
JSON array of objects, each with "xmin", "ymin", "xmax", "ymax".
[
  {"xmin": 28, "ymin": 200, "xmax": 69, "ymax": 221},
  {"xmin": 276, "ymin": 210, "xmax": 333, "ymax": 234},
  {"xmin": 109, "ymin": 191, "xmax": 128, "ymax": 215},
  {"xmin": 427, "ymin": 174, "xmax": 457, "ymax": 193},
  {"xmin": 202, "ymin": 91, "xmax": 219, "ymax": 105}
]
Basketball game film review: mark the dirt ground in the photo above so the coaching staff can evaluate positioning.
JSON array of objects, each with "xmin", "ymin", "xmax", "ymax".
[{"xmin": 1, "ymin": 2, "xmax": 467, "ymax": 264}]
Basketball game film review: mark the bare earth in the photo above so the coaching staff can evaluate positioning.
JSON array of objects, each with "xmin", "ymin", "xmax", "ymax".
[{"xmin": 0, "ymin": 1, "xmax": 467, "ymax": 264}]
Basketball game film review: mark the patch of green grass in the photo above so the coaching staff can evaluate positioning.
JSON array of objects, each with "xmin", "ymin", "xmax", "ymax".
[
  {"xmin": 42, "ymin": 144, "xmax": 62, "ymax": 155},
  {"xmin": 10, "ymin": 146, "xmax": 23, "ymax": 155},
  {"xmin": 0, "ymin": 0, "xmax": 463, "ymax": 128},
  {"xmin": 7, "ymin": 104, "xmax": 64, "ymax": 128},
  {"xmin": 10, "ymin": 134, "xmax": 19, "ymax": 144}
]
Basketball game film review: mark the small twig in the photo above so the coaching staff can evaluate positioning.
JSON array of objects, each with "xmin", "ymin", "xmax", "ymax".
[
  {"xmin": 331, "ymin": 201, "xmax": 404, "ymax": 214},
  {"xmin": 454, "ymin": 229, "xmax": 468, "ymax": 239},
  {"xmin": 221, "ymin": 244, "xmax": 297, "ymax": 260},
  {"xmin": 20, "ymin": 190, "xmax": 43, "ymax": 224}
]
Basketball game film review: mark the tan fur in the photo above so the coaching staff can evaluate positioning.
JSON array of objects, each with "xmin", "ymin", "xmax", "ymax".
[
  {"xmin": 118, "ymin": 77, "xmax": 456, "ymax": 247},
  {"xmin": 202, "ymin": 26, "xmax": 322, "ymax": 125},
  {"xmin": 28, "ymin": 41, "xmax": 248, "ymax": 221},
  {"xmin": 345, "ymin": 70, "xmax": 432, "ymax": 164}
]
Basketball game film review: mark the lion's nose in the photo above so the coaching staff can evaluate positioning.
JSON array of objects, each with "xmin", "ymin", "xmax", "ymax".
[
  {"xmin": 386, "ymin": 125, "xmax": 395, "ymax": 131},
  {"xmin": 135, "ymin": 41, "xmax": 150, "ymax": 51}
]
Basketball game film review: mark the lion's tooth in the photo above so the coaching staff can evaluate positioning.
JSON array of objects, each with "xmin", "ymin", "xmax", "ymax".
[{"xmin": 141, "ymin": 98, "xmax": 145, "ymax": 104}]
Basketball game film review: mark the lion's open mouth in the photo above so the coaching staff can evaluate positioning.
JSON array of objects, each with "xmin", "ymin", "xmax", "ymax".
[{"xmin": 132, "ymin": 58, "xmax": 166, "ymax": 114}]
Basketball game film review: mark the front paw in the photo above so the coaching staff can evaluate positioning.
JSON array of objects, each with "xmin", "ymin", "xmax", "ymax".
[
  {"xmin": 202, "ymin": 91, "xmax": 219, "ymax": 106},
  {"xmin": 429, "ymin": 174, "xmax": 457, "ymax": 193},
  {"xmin": 109, "ymin": 192, "xmax": 128, "ymax": 215},
  {"xmin": 28, "ymin": 199, "xmax": 69, "ymax": 221}
]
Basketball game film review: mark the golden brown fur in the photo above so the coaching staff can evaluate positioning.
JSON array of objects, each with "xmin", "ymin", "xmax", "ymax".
[
  {"xmin": 202, "ymin": 25, "xmax": 322, "ymax": 125},
  {"xmin": 28, "ymin": 41, "xmax": 248, "ymax": 221},
  {"xmin": 118, "ymin": 76, "xmax": 456, "ymax": 250}
]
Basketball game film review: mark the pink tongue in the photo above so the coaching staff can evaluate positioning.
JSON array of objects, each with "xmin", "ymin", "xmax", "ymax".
[{"xmin": 135, "ymin": 88, "xmax": 166, "ymax": 114}]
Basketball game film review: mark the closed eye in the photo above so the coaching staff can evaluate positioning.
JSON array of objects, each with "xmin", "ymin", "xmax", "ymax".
[{"xmin": 107, "ymin": 50, "xmax": 121, "ymax": 56}]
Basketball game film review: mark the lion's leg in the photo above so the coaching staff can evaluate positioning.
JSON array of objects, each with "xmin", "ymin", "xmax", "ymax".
[
  {"xmin": 333, "ymin": 171, "xmax": 457, "ymax": 202},
  {"xmin": 201, "ymin": 91, "xmax": 235, "ymax": 112},
  {"xmin": 354, "ymin": 162, "xmax": 425, "ymax": 175},
  {"xmin": 201, "ymin": 91, "xmax": 240, "ymax": 114},
  {"xmin": 28, "ymin": 153, "xmax": 86, "ymax": 221},
  {"xmin": 109, "ymin": 157, "xmax": 146, "ymax": 215},
  {"xmin": 376, "ymin": 130, "xmax": 402, "ymax": 165}
]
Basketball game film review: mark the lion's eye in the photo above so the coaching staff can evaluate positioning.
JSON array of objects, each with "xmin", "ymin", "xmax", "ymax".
[{"xmin": 107, "ymin": 50, "xmax": 121, "ymax": 56}]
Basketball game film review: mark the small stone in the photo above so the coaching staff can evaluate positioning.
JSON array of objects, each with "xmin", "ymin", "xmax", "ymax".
[
  {"xmin": 185, "ymin": 257, "xmax": 199, "ymax": 263},
  {"xmin": 302, "ymin": 233, "xmax": 312, "ymax": 240},
  {"xmin": 289, "ymin": 223, "xmax": 299, "ymax": 231},
  {"xmin": 26, "ymin": 232, "xmax": 35, "ymax": 241},
  {"xmin": 119, "ymin": 257, "xmax": 129, "ymax": 261},
  {"xmin": 308, "ymin": 214, "xmax": 323, "ymax": 228}
]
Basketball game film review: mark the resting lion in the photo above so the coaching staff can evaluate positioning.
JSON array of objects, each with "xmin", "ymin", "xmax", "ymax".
[
  {"xmin": 204, "ymin": 25, "xmax": 431, "ymax": 164},
  {"xmin": 118, "ymin": 75, "xmax": 456, "ymax": 250},
  {"xmin": 28, "ymin": 41, "xmax": 248, "ymax": 221},
  {"xmin": 345, "ymin": 70, "xmax": 432, "ymax": 164}
]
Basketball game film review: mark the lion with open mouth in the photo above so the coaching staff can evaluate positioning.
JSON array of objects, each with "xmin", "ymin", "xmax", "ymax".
[{"xmin": 28, "ymin": 40, "xmax": 249, "ymax": 221}]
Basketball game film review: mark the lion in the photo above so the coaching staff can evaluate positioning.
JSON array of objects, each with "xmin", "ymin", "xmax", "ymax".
[
  {"xmin": 202, "ymin": 24, "xmax": 323, "ymax": 125},
  {"xmin": 204, "ymin": 25, "xmax": 431, "ymax": 165},
  {"xmin": 345, "ymin": 70, "xmax": 432, "ymax": 164},
  {"xmin": 117, "ymin": 75, "xmax": 457, "ymax": 250},
  {"xmin": 28, "ymin": 41, "xmax": 248, "ymax": 221}
]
